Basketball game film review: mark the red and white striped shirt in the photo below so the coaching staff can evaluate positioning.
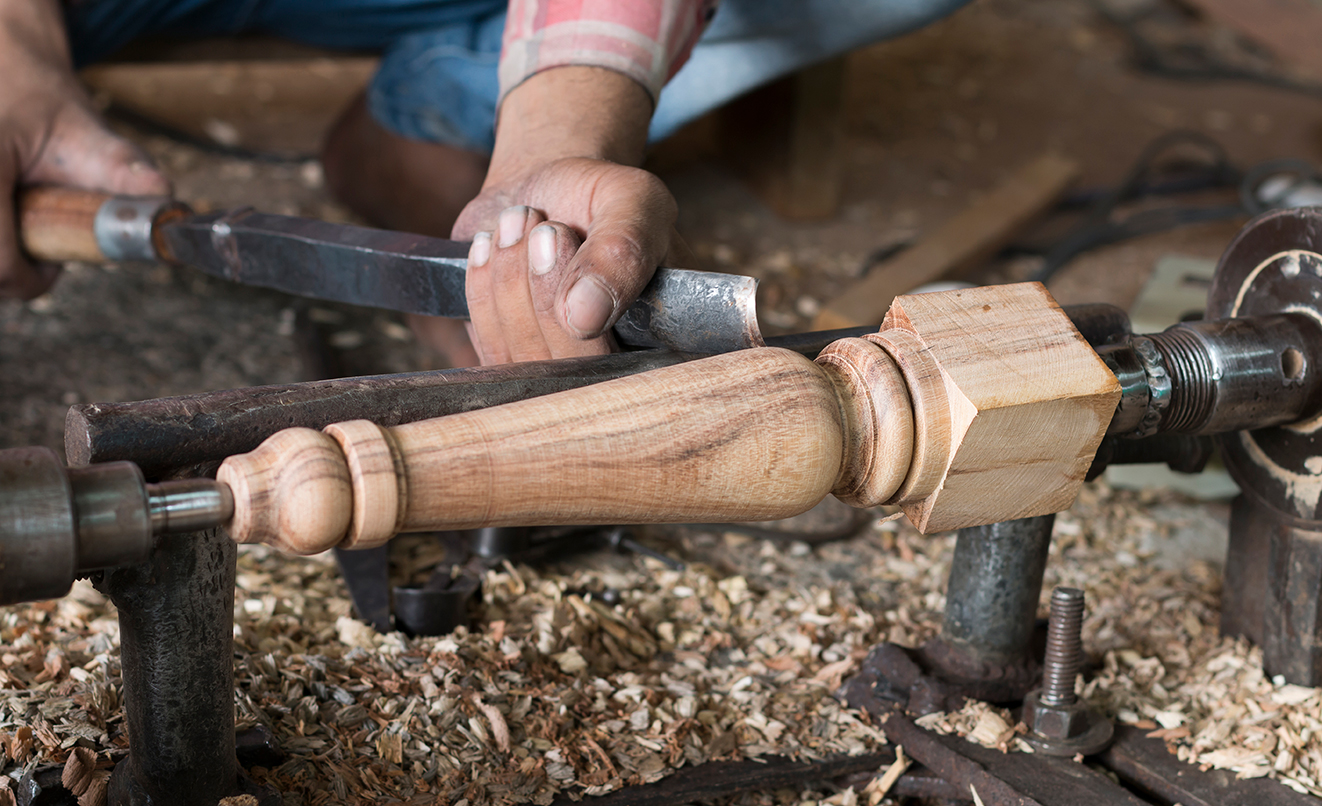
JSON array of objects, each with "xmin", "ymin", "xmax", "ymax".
[{"xmin": 500, "ymin": 0, "xmax": 719, "ymax": 106}]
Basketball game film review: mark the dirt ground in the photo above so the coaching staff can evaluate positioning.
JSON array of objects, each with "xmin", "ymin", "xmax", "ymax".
[{"xmin": 2, "ymin": 0, "xmax": 1322, "ymax": 802}]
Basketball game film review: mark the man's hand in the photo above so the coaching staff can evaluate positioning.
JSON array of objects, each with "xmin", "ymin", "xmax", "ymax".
[
  {"xmin": 0, "ymin": 0, "xmax": 169, "ymax": 300},
  {"xmin": 451, "ymin": 66, "xmax": 693, "ymax": 365}
]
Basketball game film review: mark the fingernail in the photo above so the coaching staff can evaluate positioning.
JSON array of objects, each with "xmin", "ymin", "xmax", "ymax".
[
  {"xmin": 529, "ymin": 225, "xmax": 556, "ymax": 275},
  {"xmin": 470, "ymin": 232, "xmax": 492, "ymax": 267},
  {"xmin": 565, "ymin": 277, "xmax": 615, "ymax": 336},
  {"xmin": 497, "ymin": 206, "xmax": 529, "ymax": 248}
]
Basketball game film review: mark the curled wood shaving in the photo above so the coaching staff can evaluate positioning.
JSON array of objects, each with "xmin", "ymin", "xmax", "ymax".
[
  {"xmin": 61, "ymin": 746, "xmax": 110, "ymax": 806},
  {"xmin": 866, "ymin": 745, "xmax": 908, "ymax": 804}
]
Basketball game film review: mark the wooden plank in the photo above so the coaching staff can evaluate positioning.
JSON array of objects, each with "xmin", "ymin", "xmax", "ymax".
[
  {"xmin": 813, "ymin": 154, "xmax": 1079, "ymax": 330},
  {"xmin": 80, "ymin": 58, "xmax": 378, "ymax": 155}
]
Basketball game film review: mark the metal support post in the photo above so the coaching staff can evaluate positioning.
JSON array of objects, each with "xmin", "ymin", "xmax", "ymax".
[
  {"xmin": 844, "ymin": 514, "xmax": 1055, "ymax": 715},
  {"xmin": 1222, "ymin": 494, "xmax": 1322, "ymax": 685},
  {"xmin": 98, "ymin": 529, "xmax": 274, "ymax": 805},
  {"xmin": 938, "ymin": 514, "xmax": 1055, "ymax": 667}
]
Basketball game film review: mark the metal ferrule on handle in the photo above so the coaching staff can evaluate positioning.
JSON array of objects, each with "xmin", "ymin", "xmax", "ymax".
[
  {"xmin": 18, "ymin": 186, "xmax": 187, "ymax": 265},
  {"xmin": 93, "ymin": 195, "xmax": 180, "ymax": 261}
]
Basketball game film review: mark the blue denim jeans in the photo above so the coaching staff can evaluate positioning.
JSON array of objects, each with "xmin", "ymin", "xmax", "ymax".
[{"xmin": 65, "ymin": 0, "xmax": 969, "ymax": 153}]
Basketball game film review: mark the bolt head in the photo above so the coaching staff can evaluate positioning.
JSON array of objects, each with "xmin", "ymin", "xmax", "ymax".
[{"xmin": 1024, "ymin": 691, "xmax": 1089, "ymax": 739}]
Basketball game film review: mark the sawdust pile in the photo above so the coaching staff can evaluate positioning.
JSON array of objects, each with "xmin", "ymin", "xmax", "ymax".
[
  {"xmin": 0, "ymin": 484, "xmax": 1317, "ymax": 803},
  {"xmin": 0, "ymin": 516, "xmax": 948, "ymax": 805},
  {"xmin": 921, "ymin": 484, "xmax": 1322, "ymax": 798}
]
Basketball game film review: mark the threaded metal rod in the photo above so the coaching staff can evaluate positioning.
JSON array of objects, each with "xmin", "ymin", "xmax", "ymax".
[
  {"xmin": 1040, "ymin": 587, "xmax": 1086, "ymax": 707},
  {"xmin": 1150, "ymin": 327, "xmax": 1216, "ymax": 433}
]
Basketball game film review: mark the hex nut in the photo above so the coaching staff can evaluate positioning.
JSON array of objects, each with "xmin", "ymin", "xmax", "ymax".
[
  {"xmin": 1024, "ymin": 692, "xmax": 1090, "ymax": 739},
  {"xmin": 1021, "ymin": 690, "xmax": 1115, "ymax": 757}
]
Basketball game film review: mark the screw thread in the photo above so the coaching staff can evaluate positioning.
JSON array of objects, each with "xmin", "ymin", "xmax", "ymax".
[
  {"xmin": 1040, "ymin": 587, "xmax": 1085, "ymax": 707},
  {"xmin": 1150, "ymin": 326, "xmax": 1216, "ymax": 433}
]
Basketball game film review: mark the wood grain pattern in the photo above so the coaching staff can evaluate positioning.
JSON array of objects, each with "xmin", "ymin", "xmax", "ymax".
[
  {"xmin": 382, "ymin": 348, "xmax": 846, "ymax": 532},
  {"xmin": 815, "ymin": 338, "xmax": 914, "ymax": 507},
  {"xmin": 219, "ymin": 284, "xmax": 1121, "ymax": 550},
  {"xmin": 881, "ymin": 282, "xmax": 1121, "ymax": 532},
  {"xmin": 812, "ymin": 154, "xmax": 1079, "ymax": 330},
  {"xmin": 222, "ymin": 348, "xmax": 900, "ymax": 553},
  {"xmin": 19, "ymin": 187, "xmax": 108, "ymax": 263},
  {"xmin": 217, "ymin": 428, "xmax": 353, "ymax": 555},
  {"xmin": 863, "ymin": 329, "xmax": 954, "ymax": 507},
  {"xmin": 324, "ymin": 420, "xmax": 405, "ymax": 548}
]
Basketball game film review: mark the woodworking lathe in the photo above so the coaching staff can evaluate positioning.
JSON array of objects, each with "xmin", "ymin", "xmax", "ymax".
[{"xmin": 5, "ymin": 205, "xmax": 1322, "ymax": 804}]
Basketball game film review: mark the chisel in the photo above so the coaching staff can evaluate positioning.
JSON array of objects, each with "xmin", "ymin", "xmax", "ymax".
[{"xmin": 17, "ymin": 186, "xmax": 763, "ymax": 353}]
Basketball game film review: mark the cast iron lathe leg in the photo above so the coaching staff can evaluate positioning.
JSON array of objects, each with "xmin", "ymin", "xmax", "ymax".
[
  {"xmin": 1222, "ymin": 495, "xmax": 1322, "ymax": 686},
  {"xmin": 913, "ymin": 513, "xmax": 1055, "ymax": 707},
  {"xmin": 939, "ymin": 514, "xmax": 1055, "ymax": 669},
  {"xmin": 844, "ymin": 515, "xmax": 1055, "ymax": 715},
  {"xmin": 98, "ymin": 529, "xmax": 275, "ymax": 806}
]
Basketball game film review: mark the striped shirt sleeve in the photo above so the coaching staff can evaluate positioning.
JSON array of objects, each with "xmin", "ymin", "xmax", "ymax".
[{"xmin": 499, "ymin": 0, "xmax": 719, "ymax": 107}]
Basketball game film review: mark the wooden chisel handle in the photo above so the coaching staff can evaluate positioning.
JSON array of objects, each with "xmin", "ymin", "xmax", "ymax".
[
  {"xmin": 218, "ymin": 342, "xmax": 915, "ymax": 554},
  {"xmin": 18, "ymin": 186, "xmax": 187, "ymax": 263}
]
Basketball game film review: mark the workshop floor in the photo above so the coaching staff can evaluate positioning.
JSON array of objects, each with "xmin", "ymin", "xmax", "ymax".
[{"xmin": 2, "ymin": 0, "xmax": 1322, "ymax": 803}]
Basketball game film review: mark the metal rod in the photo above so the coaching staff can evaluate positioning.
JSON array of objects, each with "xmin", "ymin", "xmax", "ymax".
[
  {"xmin": 147, "ymin": 479, "xmax": 234, "ymax": 533},
  {"xmin": 98, "ymin": 529, "xmax": 244, "ymax": 806},
  {"xmin": 67, "ymin": 350, "xmax": 706, "ymax": 474},
  {"xmin": 940, "ymin": 514, "xmax": 1054, "ymax": 667}
]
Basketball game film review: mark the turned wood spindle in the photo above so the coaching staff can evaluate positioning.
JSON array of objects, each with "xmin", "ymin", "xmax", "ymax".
[{"xmin": 218, "ymin": 283, "xmax": 1121, "ymax": 554}]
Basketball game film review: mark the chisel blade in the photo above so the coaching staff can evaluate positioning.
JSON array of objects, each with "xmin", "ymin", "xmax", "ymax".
[{"xmin": 158, "ymin": 208, "xmax": 764, "ymax": 353}]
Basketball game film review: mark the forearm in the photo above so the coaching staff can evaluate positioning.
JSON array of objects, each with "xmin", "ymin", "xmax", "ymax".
[
  {"xmin": 485, "ymin": 66, "xmax": 653, "ymax": 187},
  {"xmin": 0, "ymin": 0, "xmax": 70, "ymax": 68}
]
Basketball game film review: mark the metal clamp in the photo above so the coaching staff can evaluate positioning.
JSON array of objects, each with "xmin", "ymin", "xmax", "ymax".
[
  {"xmin": 1130, "ymin": 336, "xmax": 1171, "ymax": 438},
  {"xmin": 1098, "ymin": 336, "xmax": 1169, "ymax": 439}
]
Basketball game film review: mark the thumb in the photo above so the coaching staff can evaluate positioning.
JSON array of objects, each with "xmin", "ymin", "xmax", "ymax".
[
  {"xmin": 556, "ymin": 169, "xmax": 676, "ymax": 338},
  {"xmin": 24, "ymin": 104, "xmax": 170, "ymax": 196}
]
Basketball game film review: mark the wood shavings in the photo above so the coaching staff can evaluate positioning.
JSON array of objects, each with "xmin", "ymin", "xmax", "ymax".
[
  {"xmin": 0, "ymin": 483, "xmax": 1313, "ymax": 803},
  {"xmin": 912, "ymin": 484, "xmax": 1322, "ymax": 797},
  {"xmin": 0, "ymin": 533, "xmax": 912, "ymax": 804},
  {"xmin": 62, "ymin": 747, "xmax": 110, "ymax": 806},
  {"xmin": 865, "ymin": 745, "xmax": 908, "ymax": 804},
  {"xmin": 915, "ymin": 700, "xmax": 1019, "ymax": 752}
]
